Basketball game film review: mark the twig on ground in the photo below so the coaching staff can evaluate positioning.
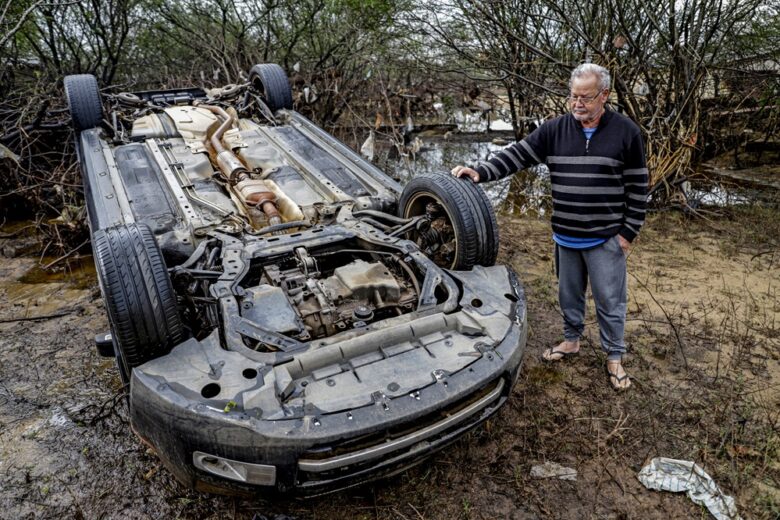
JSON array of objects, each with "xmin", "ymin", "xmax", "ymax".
[
  {"xmin": 0, "ymin": 309, "xmax": 75, "ymax": 323},
  {"xmin": 750, "ymin": 249, "xmax": 778, "ymax": 262},
  {"xmin": 0, "ymin": 224, "xmax": 37, "ymax": 238},
  {"xmin": 601, "ymin": 411, "xmax": 631, "ymax": 444},
  {"xmin": 602, "ymin": 464, "xmax": 626, "ymax": 495},
  {"xmin": 391, "ymin": 507, "xmax": 412, "ymax": 520},
  {"xmin": 41, "ymin": 238, "xmax": 89, "ymax": 269},
  {"xmin": 630, "ymin": 272, "xmax": 689, "ymax": 369},
  {"xmin": 407, "ymin": 503, "xmax": 425, "ymax": 520},
  {"xmin": 74, "ymin": 389, "xmax": 128, "ymax": 426}
]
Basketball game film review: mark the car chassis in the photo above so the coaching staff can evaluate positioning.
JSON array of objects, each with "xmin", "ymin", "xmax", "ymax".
[{"xmin": 65, "ymin": 64, "xmax": 527, "ymax": 495}]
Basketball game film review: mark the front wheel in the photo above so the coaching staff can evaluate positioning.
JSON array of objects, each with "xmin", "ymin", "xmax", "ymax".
[
  {"xmin": 93, "ymin": 223, "xmax": 183, "ymax": 382},
  {"xmin": 399, "ymin": 172, "xmax": 499, "ymax": 270}
]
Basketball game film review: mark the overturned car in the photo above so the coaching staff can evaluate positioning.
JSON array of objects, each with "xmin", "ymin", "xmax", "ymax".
[{"xmin": 65, "ymin": 64, "xmax": 527, "ymax": 495}]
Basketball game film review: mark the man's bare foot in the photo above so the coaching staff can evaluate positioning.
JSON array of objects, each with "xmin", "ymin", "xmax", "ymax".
[
  {"xmin": 542, "ymin": 340, "xmax": 580, "ymax": 362},
  {"xmin": 606, "ymin": 359, "xmax": 631, "ymax": 390}
]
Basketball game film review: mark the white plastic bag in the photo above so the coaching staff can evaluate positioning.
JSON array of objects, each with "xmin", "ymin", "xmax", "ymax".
[
  {"xmin": 637, "ymin": 457, "xmax": 741, "ymax": 520},
  {"xmin": 360, "ymin": 131, "xmax": 375, "ymax": 161}
]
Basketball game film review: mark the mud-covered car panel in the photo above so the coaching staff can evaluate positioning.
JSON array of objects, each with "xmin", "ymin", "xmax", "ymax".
[{"xmin": 131, "ymin": 272, "xmax": 525, "ymax": 493}]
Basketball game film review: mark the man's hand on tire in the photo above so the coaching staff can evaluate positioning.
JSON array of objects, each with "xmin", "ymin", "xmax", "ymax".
[{"xmin": 450, "ymin": 165, "xmax": 480, "ymax": 183}]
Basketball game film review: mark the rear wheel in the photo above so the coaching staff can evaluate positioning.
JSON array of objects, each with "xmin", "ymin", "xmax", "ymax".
[
  {"xmin": 92, "ymin": 223, "xmax": 183, "ymax": 382},
  {"xmin": 248, "ymin": 63, "xmax": 293, "ymax": 112},
  {"xmin": 399, "ymin": 172, "xmax": 499, "ymax": 270},
  {"xmin": 64, "ymin": 74, "xmax": 103, "ymax": 131}
]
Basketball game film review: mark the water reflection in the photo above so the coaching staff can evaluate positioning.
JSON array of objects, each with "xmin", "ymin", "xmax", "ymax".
[
  {"xmin": 371, "ymin": 135, "xmax": 759, "ymax": 217},
  {"xmin": 451, "ymin": 110, "xmax": 516, "ymax": 133},
  {"xmin": 376, "ymin": 137, "xmax": 552, "ymax": 217}
]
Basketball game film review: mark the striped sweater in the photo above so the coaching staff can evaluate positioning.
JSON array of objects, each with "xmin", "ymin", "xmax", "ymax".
[{"xmin": 476, "ymin": 109, "xmax": 648, "ymax": 242}]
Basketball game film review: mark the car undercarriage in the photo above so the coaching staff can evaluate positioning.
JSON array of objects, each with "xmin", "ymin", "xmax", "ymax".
[{"xmin": 65, "ymin": 64, "xmax": 527, "ymax": 495}]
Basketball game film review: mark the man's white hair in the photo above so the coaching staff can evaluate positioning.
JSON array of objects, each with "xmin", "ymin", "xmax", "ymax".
[{"xmin": 570, "ymin": 63, "xmax": 611, "ymax": 91}]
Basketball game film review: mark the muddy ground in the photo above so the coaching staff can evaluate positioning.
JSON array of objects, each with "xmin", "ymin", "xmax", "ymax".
[{"xmin": 1, "ymin": 205, "xmax": 778, "ymax": 520}]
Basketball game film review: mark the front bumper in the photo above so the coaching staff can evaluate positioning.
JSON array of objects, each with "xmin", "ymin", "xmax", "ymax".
[{"xmin": 129, "ymin": 266, "xmax": 527, "ymax": 495}]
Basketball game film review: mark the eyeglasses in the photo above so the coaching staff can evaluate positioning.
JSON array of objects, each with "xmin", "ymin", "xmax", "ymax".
[{"xmin": 567, "ymin": 91, "xmax": 605, "ymax": 104}]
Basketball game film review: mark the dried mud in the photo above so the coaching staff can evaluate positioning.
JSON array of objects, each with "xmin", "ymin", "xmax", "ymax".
[{"xmin": 1, "ymin": 208, "xmax": 778, "ymax": 519}]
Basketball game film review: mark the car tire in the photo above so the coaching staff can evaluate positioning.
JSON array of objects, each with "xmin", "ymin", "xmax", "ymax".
[
  {"xmin": 399, "ymin": 172, "xmax": 499, "ymax": 270},
  {"xmin": 464, "ymin": 175, "xmax": 499, "ymax": 267},
  {"xmin": 64, "ymin": 74, "xmax": 104, "ymax": 131},
  {"xmin": 93, "ymin": 223, "xmax": 183, "ymax": 381},
  {"xmin": 248, "ymin": 63, "xmax": 293, "ymax": 112}
]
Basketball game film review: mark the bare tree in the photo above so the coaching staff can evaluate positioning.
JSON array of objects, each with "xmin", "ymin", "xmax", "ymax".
[
  {"xmin": 407, "ymin": 0, "xmax": 776, "ymax": 195},
  {"xmin": 403, "ymin": 1, "xmax": 572, "ymax": 138},
  {"xmin": 140, "ymin": 0, "xmax": 407, "ymax": 126},
  {"xmin": 14, "ymin": 0, "xmax": 142, "ymax": 84}
]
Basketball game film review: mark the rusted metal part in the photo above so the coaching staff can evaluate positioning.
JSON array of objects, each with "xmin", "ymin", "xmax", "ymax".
[
  {"xmin": 195, "ymin": 102, "xmax": 283, "ymax": 228},
  {"xmin": 235, "ymin": 178, "xmax": 282, "ymax": 227},
  {"xmin": 193, "ymin": 103, "xmax": 248, "ymax": 180}
]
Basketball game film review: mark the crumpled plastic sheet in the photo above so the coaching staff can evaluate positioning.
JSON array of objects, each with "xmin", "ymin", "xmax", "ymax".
[{"xmin": 637, "ymin": 457, "xmax": 742, "ymax": 520}]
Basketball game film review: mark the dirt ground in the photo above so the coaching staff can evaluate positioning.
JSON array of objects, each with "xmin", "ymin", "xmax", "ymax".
[{"xmin": 1, "ymin": 205, "xmax": 778, "ymax": 520}]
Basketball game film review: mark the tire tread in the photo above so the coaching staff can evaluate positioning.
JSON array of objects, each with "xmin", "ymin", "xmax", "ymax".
[
  {"xmin": 248, "ymin": 64, "xmax": 293, "ymax": 112},
  {"xmin": 64, "ymin": 74, "xmax": 103, "ymax": 131},
  {"xmin": 93, "ymin": 223, "xmax": 182, "ymax": 372},
  {"xmin": 399, "ymin": 172, "xmax": 498, "ymax": 270}
]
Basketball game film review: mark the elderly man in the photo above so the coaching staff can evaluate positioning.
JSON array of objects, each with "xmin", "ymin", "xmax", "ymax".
[{"xmin": 452, "ymin": 63, "xmax": 647, "ymax": 390}]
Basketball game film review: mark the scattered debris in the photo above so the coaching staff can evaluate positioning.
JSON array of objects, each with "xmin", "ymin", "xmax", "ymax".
[
  {"xmin": 638, "ymin": 457, "xmax": 741, "ymax": 520},
  {"xmin": 143, "ymin": 466, "xmax": 160, "ymax": 480},
  {"xmin": 530, "ymin": 461, "xmax": 577, "ymax": 481},
  {"xmin": 0, "ymin": 143, "xmax": 19, "ymax": 163},
  {"xmin": 48, "ymin": 407, "xmax": 72, "ymax": 428},
  {"xmin": 360, "ymin": 130, "xmax": 375, "ymax": 160}
]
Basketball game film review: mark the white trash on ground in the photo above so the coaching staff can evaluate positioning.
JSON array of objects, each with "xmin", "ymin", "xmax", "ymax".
[
  {"xmin": 637, "ymin": 457, "xmax": 741, "ymax": 520},
  {"xmin": 530, "ymin": 461, "xmax": 577, "ymax": 481}
]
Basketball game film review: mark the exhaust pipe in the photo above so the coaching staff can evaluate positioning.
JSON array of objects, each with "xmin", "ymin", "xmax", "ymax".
[{"xmin": 194, "ymin": 103, "xmax": 282, "ymax": 227}]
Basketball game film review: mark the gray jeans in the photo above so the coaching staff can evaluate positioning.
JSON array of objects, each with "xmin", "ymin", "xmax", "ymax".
[{"xmin": 555, "ymin": 235, "xmax": 627, "ymax": 361}]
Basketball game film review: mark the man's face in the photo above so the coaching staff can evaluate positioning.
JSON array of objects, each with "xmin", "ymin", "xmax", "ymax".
[{"xmin": 569, "ymin": 74, "xmax": 609, "ymax": 123}]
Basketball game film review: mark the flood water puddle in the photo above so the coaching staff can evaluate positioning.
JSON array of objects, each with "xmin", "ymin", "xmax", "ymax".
[
  {"xmin": 0, "ymin": 245, "xmax": 95, "ymax": 318},
  {"xmin": 17, "ymin": 255, "xmax": 96, "ymax": 289},
  {"xmin": 375, "ymin": 136, "xmax": 552, "ymax": 217}
]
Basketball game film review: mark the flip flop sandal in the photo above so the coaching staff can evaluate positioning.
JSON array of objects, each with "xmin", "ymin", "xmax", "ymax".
[
  {"xmin": 606, "ymin": 365, "xmax": 632, "ymax": 390},
  {"xmin": 542, "ymin": 347, "xmax": 579, "ymax": 362}
]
